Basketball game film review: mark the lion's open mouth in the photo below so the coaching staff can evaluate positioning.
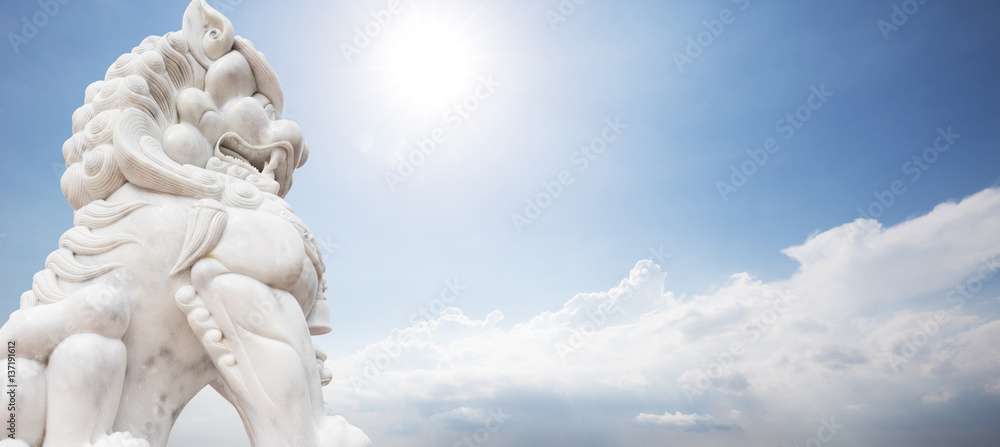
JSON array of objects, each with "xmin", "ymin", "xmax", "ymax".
[{"xmin": 215, "ymin": 132, "xmax": 294, "ymax": 193}]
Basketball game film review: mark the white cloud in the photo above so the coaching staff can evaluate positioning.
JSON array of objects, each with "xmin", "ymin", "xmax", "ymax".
[
  {"xmin": 635, "ymin": 411, "xmax": 715, "ymax": 428},
  {"xmin": 922, "ymin": 388, "xmax": 957, "ymax": 404},
  {"xmin": 984, "ymin": 379, "xmax": 1000, "ymax": 395},
  {"xmin": 430, "ymin": 407, "xmax": 491, "ymax": 430},
  {"xmin": 320, "ymin": 187, "xmax": 1000, "ymax": 446}
]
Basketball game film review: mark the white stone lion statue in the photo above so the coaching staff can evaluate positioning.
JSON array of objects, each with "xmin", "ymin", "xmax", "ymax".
[{"xmin": 0, "ymin": 2, "xmax": 370, "ymax": 446}]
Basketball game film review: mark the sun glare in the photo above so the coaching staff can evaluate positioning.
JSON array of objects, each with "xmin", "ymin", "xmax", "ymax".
[{"xmin": 373, "ymin": 15, "xmax": 478, "ymax": 109}]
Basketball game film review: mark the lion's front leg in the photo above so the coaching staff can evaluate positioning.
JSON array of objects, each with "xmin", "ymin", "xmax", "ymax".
[
  {"xmin": 43, "ymin": 334, "xmax": 128, "ymax": 447},
  {"xmin": 183, "ymin": 258, "xmax": 335, "ymax": 447},
  {"xmin": 0, "ymin": 283, "xmax": 142, "ymax": 447}
]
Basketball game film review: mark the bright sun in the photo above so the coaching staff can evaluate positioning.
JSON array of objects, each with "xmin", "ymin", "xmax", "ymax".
[{"xmin": 372, "ymin": 14, "xmax": 479, "ymax": 110}]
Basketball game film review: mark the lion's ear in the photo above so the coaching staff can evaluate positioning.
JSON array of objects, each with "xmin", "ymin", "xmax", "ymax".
[{"xmin": 182, "ymin": 0, "xmax": 235, "ymax": 69}]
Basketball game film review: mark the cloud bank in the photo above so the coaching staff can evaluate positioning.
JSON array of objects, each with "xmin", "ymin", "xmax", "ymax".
[{"xmin": 172, "ymin": 187, "xmax": 1000, "ymax": 447}]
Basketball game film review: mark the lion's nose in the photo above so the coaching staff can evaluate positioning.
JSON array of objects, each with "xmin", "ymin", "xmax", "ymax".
[{"xmin": 269, "ymin": 118, "xmax": 306, "ymax": 167}]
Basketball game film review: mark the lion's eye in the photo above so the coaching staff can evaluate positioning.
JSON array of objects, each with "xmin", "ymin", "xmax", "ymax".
[{"xmin": 264, "ymin": 104, "xmax": 276, "ymax": 120}]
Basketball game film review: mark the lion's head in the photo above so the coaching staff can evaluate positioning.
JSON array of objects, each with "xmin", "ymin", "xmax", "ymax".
[{"xmin": 60, "ymin": 0, "xmax": 309, "ymax": 210}]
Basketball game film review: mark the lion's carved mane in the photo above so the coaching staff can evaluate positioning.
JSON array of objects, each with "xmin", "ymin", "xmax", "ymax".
[{"xmin": 60, "ymin": 1, "xmax": 283, "ymax": 210}]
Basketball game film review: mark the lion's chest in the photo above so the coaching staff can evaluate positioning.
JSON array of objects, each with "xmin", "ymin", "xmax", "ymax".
[{"xmin": 211, "ymin": 206, "xmax": 312, "ymax": 294}]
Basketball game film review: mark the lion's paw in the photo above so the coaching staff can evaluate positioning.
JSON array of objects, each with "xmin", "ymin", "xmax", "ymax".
[{"xmin": 92, "ymin": 432, "xmax": 151, "ymax": 447}]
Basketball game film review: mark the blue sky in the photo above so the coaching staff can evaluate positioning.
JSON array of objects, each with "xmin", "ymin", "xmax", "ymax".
[{"xmin": 2, "ymin": 0, "xmax": 1000, "ymax": 446}]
